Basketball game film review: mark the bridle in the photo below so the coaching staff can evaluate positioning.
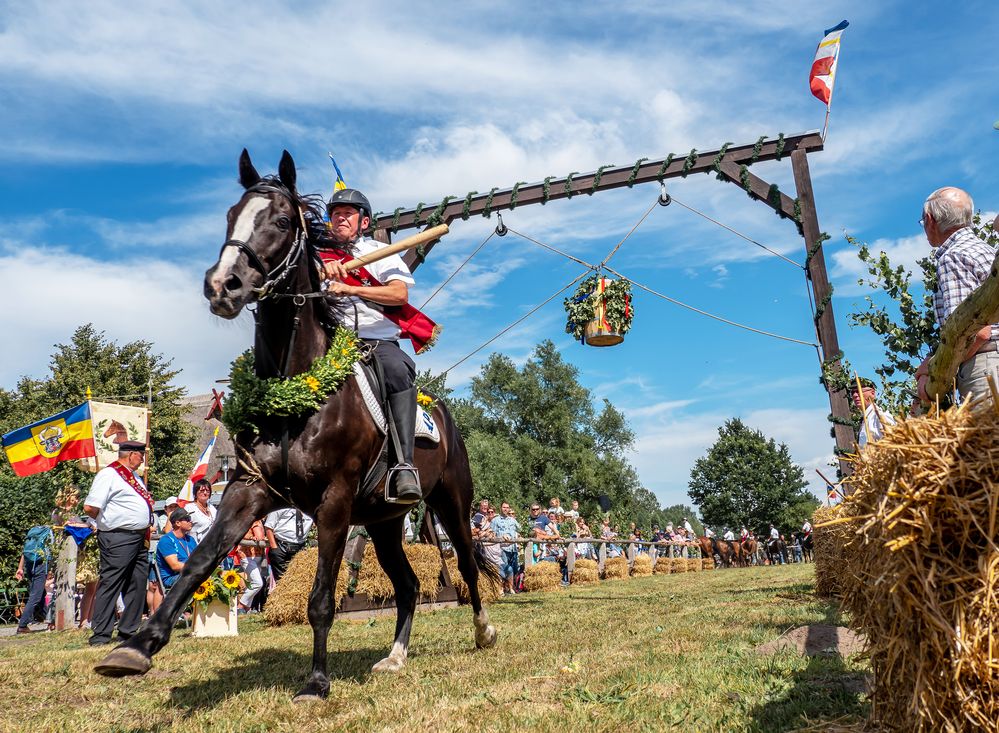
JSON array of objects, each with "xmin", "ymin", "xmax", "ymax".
[{"xmin": 217, "ymin": 183, "xmax": 312, "ymax": 301}]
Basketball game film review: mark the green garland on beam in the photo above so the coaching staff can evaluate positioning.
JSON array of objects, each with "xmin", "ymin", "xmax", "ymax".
[
  {"xmin": 542, "ymin": 176, "xmax": 555, "ymax": 204},
  {"xmin": 564, "ymin": 172, "xmax": 580, "ymax": 199},
  {"xmin": 711, "ymin": 143, "xmax": 733, "ymax": 177},
  {"xmin": 589, "ymin": 165, "xmax": 615, "ymax": 195},
  {"xmin": 391, "ymin": 207, "xmax": 404, "ymax": 233},
  {"xmin": 656, "ymin": 154, "xmax": 675, "ymax": 181},
  {"xmin": 482, "ymin": 187, "xmax": 499, "ymax": 218},
  {"xmin": 222, "ymin": 329, "xmax": 362, "ymax": 435},
  {"xmin": 774, "ymin": 133, "xmax": 786, "ymax": 160},
  {"xmin": 680, "ymin": 149, "xmax": 698, "ymax": 177},
  {"xmin": 626, "ymin": 158, "xmax": 648, "ymax": 187},
  {"xmin": 509, "ymin": 182, "xmax": 528, "ymax": 209},
  {"xmin": 413, "ymin": 202, "xmax": 426, "ymax": 225},
  {"xmin": 426, "ymin": 195, "xmax": 455, "ymax": 227},
  {"xmin": 461, "ymin": 191, "xmax": 478, "ymax": 220},
  {"xmin": 750, "ymin": 135, "xmax": 767, "ymax": 164},
  {"xmin": 739, "ymin": 164, "xmax": 752, "ymax": 194},
  {"xmin": 805, "ymin": 232, "xmax": 830, "ymax": 267}
]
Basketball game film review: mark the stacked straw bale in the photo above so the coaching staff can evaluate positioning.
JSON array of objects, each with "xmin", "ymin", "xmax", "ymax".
[
  {"xmin": 653, "ymin": 557, "xmax": 672, "ymax": 574},
  {"xmin": 355, "ymin": 543, "xmax": 444, "ymax": 601},
  {"xmin": 631, "ymin": 554, "xmax": 653, "ymax": 576},
  {"xmin": 669, "ymin": 557, "xmax": 688, "ymax": 574},
  {"xmin": 701, "ymin": 558, "xmax": 714, "ymax": 571},
  {"xmin": 264, "ymin": 548, "xmax": 348, "ymax": 625},
  {"xmin": 444, "ymin": 554, "xmax": 502, "ymax": 603},
  {"xmin": 523, "ymin": 561, "xmax": 563, "ymax": 592},
  {"xmin": 571, "ymin": 558, "xmax": 600, "ymax": 585},
  {"xmin": 811, "ymin": 504, "xmax": 847, "ymax": 598},
  {"xmin": 835, "ymin": 401, "xmax": 999, "ymax": 731},
  {"xmin": 602, "ymin": 556, "xmax": 629, "ymax": 580},
  {"xmin": 686, "ymin": 558, "xmax": 701, "ymax": 573}
]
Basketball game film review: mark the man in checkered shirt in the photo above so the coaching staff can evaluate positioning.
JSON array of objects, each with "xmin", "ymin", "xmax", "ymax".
[{"xmin": 915, "ymin": 187, "xmax": 998, "ymax": 403}]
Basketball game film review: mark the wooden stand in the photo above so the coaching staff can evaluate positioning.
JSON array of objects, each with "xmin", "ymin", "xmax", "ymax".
[{"xmin": 192, "ymin": 599, "xmax": 238, "ymax": 637}]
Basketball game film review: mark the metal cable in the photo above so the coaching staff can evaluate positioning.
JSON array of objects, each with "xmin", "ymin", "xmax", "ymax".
[
  {"xmin": 439, "ymin": 272, "xmax": 590, "ymax": 377},
  {"xmin": 418, "ymin": 230, "xmax": 497, "ymax": 310},
  {"xmin": 504, "ymin": 227, "xmax": 598, "ymax": 269},
  {"xmin": 669, "ymin": 196, "xmax": 804, "ymax": 269},
  {"xmin": 602, "ymin": 265, "xmax": 818, "ymax": 347},
  {"xmin": 599, "ymin": 197, "xmax": 660, "ymax": 266}
]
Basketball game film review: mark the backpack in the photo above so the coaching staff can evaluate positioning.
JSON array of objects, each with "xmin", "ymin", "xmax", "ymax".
[{"xmin": 22, "ymin": 525, "xmax": 54, "ymax": 563}]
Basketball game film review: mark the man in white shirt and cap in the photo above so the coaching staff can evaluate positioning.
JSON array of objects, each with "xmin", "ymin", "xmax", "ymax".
[
  {"xmin": 850, "ymin": 378, "xmax": 896, "ymax": 449},
  {"xmin": 83, "ymin": 441, "xmax": 154, "ymax": 646}
]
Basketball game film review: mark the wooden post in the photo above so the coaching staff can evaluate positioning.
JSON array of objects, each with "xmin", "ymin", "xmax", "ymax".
[
  {"xmin": 626, "ymin": 541, "xmax": 636, "ymax": 571},
  {"xmin": 566, "ymin": 540, "xmax": 576, "ymax": 577},
  {"xmin": 791, "ymin": 148, "xmax": 855, "ymax": 480},
  {"xmin": 53, "ymin": 534, "xmax": 77, "ymax": 631},
  {"xmin": 598, "ymin": 541, "xmax": 607, "ymax": 576}
]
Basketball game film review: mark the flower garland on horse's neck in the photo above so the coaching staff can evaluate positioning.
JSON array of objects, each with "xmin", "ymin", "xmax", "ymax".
[{"xmin": 222, "ymin": 329, "xmax": 362, "ymax": 435}]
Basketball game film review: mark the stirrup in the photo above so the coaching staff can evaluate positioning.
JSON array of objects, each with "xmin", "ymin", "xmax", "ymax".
[{"xmin": 385, "ymin": 465, "xmax": 420, "ymax": 504}]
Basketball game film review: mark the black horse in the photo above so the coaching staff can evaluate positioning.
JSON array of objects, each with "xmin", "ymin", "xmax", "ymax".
[
  {"xmin": 766, "ymin": 537, "xmax": 787, "ymax": 566},
  {"xmin": 801, "ymin": 532, "xmax": 814, "ymax": 563},
  {"xmin": 95, "ymin": 150, "xmax": 498, "ymax": 700}
]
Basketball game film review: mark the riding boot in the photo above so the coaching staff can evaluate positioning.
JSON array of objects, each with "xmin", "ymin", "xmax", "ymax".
[{"xmin": 388, "ymin": 387, "xmax": 421, "ymax": 504}]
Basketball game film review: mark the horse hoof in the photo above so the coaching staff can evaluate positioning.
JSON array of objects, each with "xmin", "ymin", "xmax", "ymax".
[
  {"xmin": 94, "ymin": 646, "xmax": 152, "ymax": 677},
  {"xmin": 475, "ymin": 624, "xmax": 497, "ymax": 649},
  {"xmin": 293, "ymin": 684, "xmax": 329, "ymax": 702},
  {"xmin": 371, "ymin": 656, "xmax": 406, "ymax": 674}
]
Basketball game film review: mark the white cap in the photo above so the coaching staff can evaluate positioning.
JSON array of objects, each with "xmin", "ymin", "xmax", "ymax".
[{"xmin": 165, "ymin": 496, "xmax": 179, "ymax": 506}]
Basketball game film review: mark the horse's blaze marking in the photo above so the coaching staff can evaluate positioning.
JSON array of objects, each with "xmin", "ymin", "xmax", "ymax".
[{"xmin": 219, "ymin": 197, "xmax": 272, "ymax": 271}]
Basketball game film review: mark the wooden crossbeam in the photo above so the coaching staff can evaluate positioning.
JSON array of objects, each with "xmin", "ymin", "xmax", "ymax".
[
  {"xmin": 714, "ymin": 160, "xmax": 799, "ymax": 222},
  {"xmin": 373, "ymin": 131, "xmax": 823, "ymax": 236}
]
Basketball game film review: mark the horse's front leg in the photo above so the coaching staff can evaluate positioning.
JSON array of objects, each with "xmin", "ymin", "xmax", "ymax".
[
  {"xmin": 366, "ymin": 518, "xmax": 418, "ymax": 674},
  {"xmin": 94, "ymin": 479, "xmax": 273, "ymax": 677},
  {"xmin": 294, "ymin": 496, "xmax": 350, "ymax": 702}
]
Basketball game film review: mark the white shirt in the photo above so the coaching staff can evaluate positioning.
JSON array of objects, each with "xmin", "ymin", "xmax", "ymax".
[
  {"xmin": 723, "ymin": 530, "xmax": 735, "ymax": 541},
  {"xmin": 740, "ymin": 529, "xmax": 748, "ymax": 539},
  {"xmin": 704, "ymin": 528, "xmax": 714, "ymax": 538},
  {"xmin": 770, "ymin": 527, "xmax": 780, "ymax": 540},
  {"xmin": 858, "ymin": 404, "xmax": 896, "ymax": 449},
  {"xmin": 683, "ymin": 520, "xmax": 693, "ymax": 534},
  {"xmin": 84, "ymin": 464, "xmax": 152, "ymax": 532},
  {"xmin": 264, "ymin": 508, "xmax": 314, "ymax": 543},
  {"xmin": 188, "ymin": 502, "xmax": 218, "ymax": 543},
  {"xmin": 339, "ymin": 237, "xmax": 415, "ymax": 340},
  {"xmin": 802, "ymin": 521, "xmax": 812, "ymax": 534}
]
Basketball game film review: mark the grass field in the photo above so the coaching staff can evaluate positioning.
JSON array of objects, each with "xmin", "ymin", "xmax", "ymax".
[{"xmin": 0, "ymin": 564, "xmax": 868, "ymax": 732}]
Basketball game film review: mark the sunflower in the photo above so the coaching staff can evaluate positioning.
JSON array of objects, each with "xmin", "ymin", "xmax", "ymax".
[
  {"xmin": 192, "ymin": 581, "xmax": 211, "ymax": 601},
  {"xmin": 416, "ymin": 392, "xmax": 433, "ymax": 408},
  {"xmin": 221, "ymin": 570, "xmax": 241, "ymax": 589},
  {"xmin": 304, "ymin": 375, "xmax": 320, "ymax": 393}
]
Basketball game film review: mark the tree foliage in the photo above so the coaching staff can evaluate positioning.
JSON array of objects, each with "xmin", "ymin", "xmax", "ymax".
[
  {"xmin": 448, "ymin": 340, "xmax": 669, "ymax": 530},
  {"xmin": 0, "ymin": 325, "xmax": 196, "ymax": 578},
  {"xmin": 847, "ymin": 215, "xmax": 997, "ymax": 414},
  {"xmin": 687, "ymin": 418, "xmax": 817, "ymax": 534}
]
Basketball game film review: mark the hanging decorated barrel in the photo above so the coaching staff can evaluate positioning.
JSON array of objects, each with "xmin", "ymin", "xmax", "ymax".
[{"xmin": 564, "ymin": 274, "xmax": 634, "ymax": 347}]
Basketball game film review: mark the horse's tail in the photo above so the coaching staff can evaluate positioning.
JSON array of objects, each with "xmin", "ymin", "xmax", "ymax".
[{"xmin": 473, "ymin": 541, "xmax": 502, "ymax": 586}]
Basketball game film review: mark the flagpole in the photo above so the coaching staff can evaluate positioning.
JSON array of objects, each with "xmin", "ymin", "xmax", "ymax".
[{"xmin": 821, "ymin": 106, "xmax": 831, "ymax": 142}]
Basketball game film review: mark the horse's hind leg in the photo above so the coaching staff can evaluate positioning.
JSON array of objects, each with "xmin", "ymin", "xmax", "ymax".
[
  {"xmin": 426, "ymin": 491, "xmax": 497, "ymax": 650},
  {"xmin": 367, "ymin": 518, "xmax": 418, "ymax": 673}
]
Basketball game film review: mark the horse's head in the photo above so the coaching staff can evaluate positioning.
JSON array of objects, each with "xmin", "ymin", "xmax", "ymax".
[{"xmin": 204, "ymin": 149, "xmax": 305, "ymax": 319}]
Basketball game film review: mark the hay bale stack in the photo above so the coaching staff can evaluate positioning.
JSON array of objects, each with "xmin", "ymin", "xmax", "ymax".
[
  {"xmin": 669, "ymin": 557, "xmax": 687, "ymax": 574},
  {"xmin": 355, "ymin": 543, "xmax": 445, "ymax": 601},
  {"xmin": 444, "ymin": 554, "xmax": 503, "ymax": 603},
  {"xmin": 264, "ymin": 548, "xmax": 348, "ymax": 625},
  {"xmin": 523, "ymin": 561, "xmax": 563, "ymax": 592},
  {"xmin": 653, "ymin": 557, "xmax": 672, "ymax": 574},
  {"xmin": 631, "ymin": 554, "xmax": 653, "ymax": 576},
  {"xmin": 836, "ymin": 401, "xmax": 999, "ymax": 731},
  {"xmin": 602, "ymin": 556, "xmax": 629, "ymax": 580},
  {"xmin": 571, "ymin": 558, "xmax": 600, "ymax": 585},
  {"xmin": 701, "ymin": 558, "xmax": 714, "ymax": 571},
  {"xmin": 686, "ymin": 558, "xmax": 701, "ymax": 573},
  {"xmin": 812, "ymin": 504, "xmax": 847, "ymax": 597}
]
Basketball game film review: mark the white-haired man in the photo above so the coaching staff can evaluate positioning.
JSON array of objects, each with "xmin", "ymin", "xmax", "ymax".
[{"xmin": 916, "ymin": 187, "xmax": 999, "ymax": 403}]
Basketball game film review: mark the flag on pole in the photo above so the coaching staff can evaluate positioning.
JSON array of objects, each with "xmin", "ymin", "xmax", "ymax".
[
  {"xmin": 809, "ymin": 20, "xmax": 849, "ymax": 105},
  {"xmin": 2, "ymin": 403, "xmax": 96, "ymax": 477},
  {"xmin": 328, "ymin": 152, "xmax": 347, "ymax": 193},
  {"xmin": 178, "ymin": 426, "xmax": 219, "ymax": 503}
]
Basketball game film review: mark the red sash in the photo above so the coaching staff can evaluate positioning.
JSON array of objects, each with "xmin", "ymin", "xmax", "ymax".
[
  {"xmin": 110, "ymin": 461, "xmax": 154, "ymax": 539},
  {"xmin": 317, "ymin": 248, "xmax": 441, "ymax": 354}
]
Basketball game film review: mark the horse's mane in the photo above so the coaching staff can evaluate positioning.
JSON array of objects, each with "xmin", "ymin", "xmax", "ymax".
[{"xmin": 256, "ymin": 175, "xmax": 356, "ymax": 339}]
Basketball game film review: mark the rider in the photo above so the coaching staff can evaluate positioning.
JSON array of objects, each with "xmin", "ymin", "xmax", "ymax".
[
  {"xmin": 722, "ymin": 527, "xmax": 735, "ymax": 541},
  {"xmin": 319, "ymin": 188, "xmax": 423, "ymax": 504},
  {"xmin": 801, "ymin": 519, "xmax": 812, "ymax": 537},
  {"xmin": 740, "ymin": 526, "xmax": 749, "ymax": 541},
  {"xmin": 769, "ymin": 524, "xmax": 780, "ymax": 541},
  {"xmin": 704, "ymin": 526, "xmax": 715, "ymax": 538}
]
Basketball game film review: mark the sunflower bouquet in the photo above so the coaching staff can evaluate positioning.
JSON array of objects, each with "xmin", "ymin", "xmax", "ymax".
[{"xmin": 192, "ymin": 567, "xmax": 243, "ymax": 610}]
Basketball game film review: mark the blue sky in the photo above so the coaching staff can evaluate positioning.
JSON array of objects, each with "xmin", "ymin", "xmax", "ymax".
[{"xmin": 1, "ymin": 1, "xmax": 997, "ymax": 509}]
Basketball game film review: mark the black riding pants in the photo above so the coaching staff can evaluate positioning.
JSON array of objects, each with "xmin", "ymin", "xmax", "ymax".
[{"xmin": 365, "ymin": 339, "xmax": 415, "ymax": 395}]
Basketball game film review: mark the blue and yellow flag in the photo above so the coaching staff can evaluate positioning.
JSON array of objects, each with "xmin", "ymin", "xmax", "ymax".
[
  {"xmin": 2, "ymin": 402, "xmax": 96, "ymax": 477},
  {"xmin": 328, "ymin": 152, "xmax": 347, "ymax": 193}
]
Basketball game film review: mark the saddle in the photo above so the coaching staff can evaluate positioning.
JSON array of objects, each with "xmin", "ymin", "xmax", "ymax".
[{"xmin": 352, "ymin": 360, "xmax": 439, "ymax": 502}]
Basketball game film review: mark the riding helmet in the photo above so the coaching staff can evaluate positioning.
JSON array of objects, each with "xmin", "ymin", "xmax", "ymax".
[{"xmin": 327, "ymin": 188, "xmax": 372, "ymax": 220}]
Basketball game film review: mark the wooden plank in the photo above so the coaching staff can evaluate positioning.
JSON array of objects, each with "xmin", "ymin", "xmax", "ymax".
[
  {"xmin": 791, "ymin": 148, "xmax": 855, "ymax": 479},
  {"xmin": 53, "ymin": 535, "xmax": 77, "ymax": 631},
  {"xmin": 715, "ymin": 159, "xmax": 798, "ymax": 221}
]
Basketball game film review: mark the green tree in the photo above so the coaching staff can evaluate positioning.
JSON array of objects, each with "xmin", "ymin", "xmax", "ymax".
[
  {"xmin": 847, "ymin": 214, "xmax": 998, "ymax": 414},
  {"xmin": 0, "ymin": 325, "xmax": 196, "ymax": 578},
  {"xmin": 687, "ymin": 418, "xmax": 816, "ymax": 534}
]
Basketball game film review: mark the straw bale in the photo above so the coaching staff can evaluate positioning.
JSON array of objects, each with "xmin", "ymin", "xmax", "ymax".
[
  {"xmin": 571, "ymin": 558, "xmax": 600, "ymax": 585},
  {"xmin": 701, "ymin": 558, "xmax": 714, "ymax": 571},
  {"xmin": 686, "ymin": 558, "xmax": 701, "ymax": 573},
  {"xmin": 602, "ymin": 556, "xmax": 629, "ymax": 580},
  {"xmin": 444, "ymin": 555, "xmax": 502, "ymax": 603},
  {"xmin": 264, "ymin": 548, "xmax": 348, "ymax": 626},
  {"xmin": 669, "ymin": 557, "xmax": 688, "ymax": 574},
  {"xmin": 812, "ymin": 504, "xmax": 847, "ymax": 597},
  {"xmin": 834, "ymin": 401, "xmax": 999, "ymax": 731},
  {"xmin": 353, "ymin": 543, "xmax": 445, "ymax": 601},
  {"xmin": 631, "ymin": 554, "xmax": 653, "ymax": 576},
  {"xmin": 523, "ymin": 561, "xmax": 563, "ymax": 592},
  {"xmin": 653, "ymin": 557, "xmax": 672, "ymax": 574}
]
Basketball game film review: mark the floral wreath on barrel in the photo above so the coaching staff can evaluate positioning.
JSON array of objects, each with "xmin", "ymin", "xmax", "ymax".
[{"xmin": 563, "ymin": 273, "xmax": 634, "ymax": 343}]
